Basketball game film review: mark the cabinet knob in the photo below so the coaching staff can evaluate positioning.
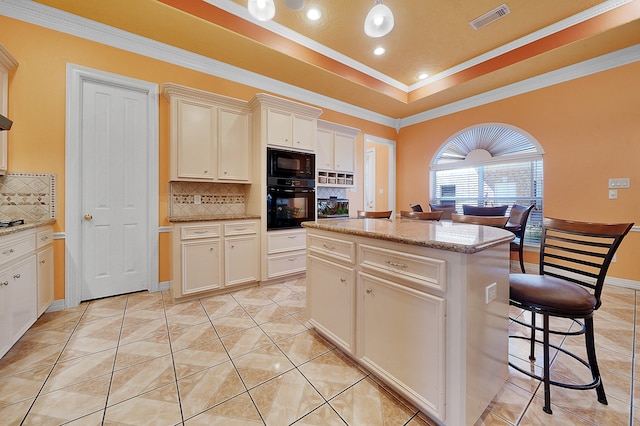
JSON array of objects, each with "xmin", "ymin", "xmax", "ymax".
[
  {"xmin": 40, "ymin": 259, "xmax": 46, "ymax": 264},
  {"xmin": 366, "ymin": 288, "xmax": 373, "ymax": 294},
  {"xmin": 2, "ymin": 248, "xmax": 14, "ymax": 255},
  {"xmin": 340, "ymin": 278, "xmax": 346, "ymax": 283},
  {"xmin": 1, "ymin": 281, "xmax": 8, "ymax": 286},
  {"xmin": 13, "ymin": 274, "xmax": 21, "ymax": 280}
]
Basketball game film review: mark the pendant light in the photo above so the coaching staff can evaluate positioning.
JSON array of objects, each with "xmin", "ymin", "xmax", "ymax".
[
  {"xmin": 248, "ymin": 0, "xmax": 276, "ymax": 21},
  {"xmin": 364, "ymin": 0, "xmax": 394, "ymax": 38}
]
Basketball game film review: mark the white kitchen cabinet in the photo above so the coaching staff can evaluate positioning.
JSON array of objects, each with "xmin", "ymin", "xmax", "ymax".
[
  {"xmin": 0, "ymin": 44, "xmax": 18, "ymax": 176},
  {"xmin": 218, "ymin": 107, "xmax": 250, "ymax": 181},
  {"xmin": 266, "ymin": 108, "xmax": 316, "ymax": 151},
  {"xmin": 316, "ymin": 120, "xmax": 359, "ymax": 187},
  {"xmin": 266, "ymin": 228, "xmax": 306, "ymax": 278},
  {"xmin": 0, "ymin": 228, "xmax": 38, "ymax": 358},
  {"xmin": 163, "ymin": 83, "xmax": 252, "ymax": 183},
  {"xmin": 224, "ymin": 221, "xmax": 258, "ymax": 287},
  {"xmin": 357, "ymin": 272, "xmax": 446, "ymax": 418},
  {"xmin": 36, "ymin": 227, "xmax": 54, "ymax": 317},
  {"xmin": 172, "ymin": 220, "xmax": 260, "ymax": 300}
]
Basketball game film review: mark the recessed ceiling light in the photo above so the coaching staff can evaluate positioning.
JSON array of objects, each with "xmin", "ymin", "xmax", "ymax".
[
  {"xmin": 417, "ymin": 72, "xmax": 429, "ymax": 80},
  {"xmin": 306, "ymin": 8, "xmax": 321, "ymax": 20},
  {"xmin": 373, "ymin": 47, "xmax": 386, "ymax": 56}
]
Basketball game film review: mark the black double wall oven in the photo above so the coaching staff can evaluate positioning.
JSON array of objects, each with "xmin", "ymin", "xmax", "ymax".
[{"xmin": 267, "ymin": 148, "xmax": 316, "ymax": 230}]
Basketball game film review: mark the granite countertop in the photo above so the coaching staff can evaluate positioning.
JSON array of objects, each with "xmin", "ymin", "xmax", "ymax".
[
  {"xmin": 302, "ymin": 218, "xmax": 515, "ymax": 254},
  {"xmin": 168, "ymin": 214, "xmax": 261, "ymax": 223},
  {"xmin": 0, "ymin": 219, "xmax": 56, "ymax": 237}
]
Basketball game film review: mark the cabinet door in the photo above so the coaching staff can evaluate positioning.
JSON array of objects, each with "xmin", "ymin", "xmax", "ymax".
[
  {"xmin": 334, "ymin": 133, "xmax": 355, "ymax": 172},
  {"xmin": 9, "ymin": 255, "xmax": 37, "ymax": 344},
  {"xmin": 218, "ymin": 108, "xmax": 250, "ymax": 181},
  {"xmin": 358, "ymin": 272, "xmax": 446, "ymax": 418},
  {"xmin": 0, "ymin": 270, "xmax": 10, "ymax": 357},
  {"xmin": 316, "ymin": 129, "xmax": 334, "ymax": 171},
  {"xmin": 267, "ymin": 108, "xmax": 292, "ymax": 147},
  {"xmin": 181, "ymin": 239, "xmax": 221, "ymax": 294},
  {"xmin": 307, "ymin": 255, "xmax": 355, "ymax": 353},
  {"xmin": 174, "ymin": 98, "xmax": 216, "ymax": 180},
  {"xmin": 37, "ymin": 246, "xmax": 54, "ymax": 317},
  {"xmin": 292, "ymin": 115, "xmax": 315, "ymax": 151},
  {"xmin": 225, "ymin": 235, "xmax": 258, "ymax": 287}
]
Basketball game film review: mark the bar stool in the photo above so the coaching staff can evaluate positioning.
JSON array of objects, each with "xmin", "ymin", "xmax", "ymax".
[
  {"xmin": 451, "ymin": 213, "xmax": 508, "ymax": 227},
  {"xmin": 509, "ymin": 217, "xmax": 633, "ymax": 414},
  {"xmin": 400, "ymin": 210, "xmax": 443, "ymax": 220}
]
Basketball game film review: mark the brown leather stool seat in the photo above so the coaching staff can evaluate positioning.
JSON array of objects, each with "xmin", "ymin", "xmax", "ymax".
[{"xmin": 510, "ymin": 274, "xmax": 596, "ymax": 316}]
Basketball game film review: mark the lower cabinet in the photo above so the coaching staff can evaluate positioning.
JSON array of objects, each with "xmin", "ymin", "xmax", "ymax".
[
  {"xmin": 307, "ymin": 255, "xmax": 355, "ymax": 353},
  {"xmin": 357, "ymin": 272, "xmax": 446, "ymax": 416},
  {"xmin": 266, "ymin": 228, "xmax": 306, "ymax": 279},
  {"xmin": 36, "ymin": 228, "xmax": 54, "ymax": 317},
  {"xmin": 172, "ymin": 220, "xmax": 259, "ymax": 300}
]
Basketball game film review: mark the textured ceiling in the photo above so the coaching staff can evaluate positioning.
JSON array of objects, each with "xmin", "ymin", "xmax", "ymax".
[{"xmin": 32, "ymin": 0, "xmax": 640, "ymax": 118}]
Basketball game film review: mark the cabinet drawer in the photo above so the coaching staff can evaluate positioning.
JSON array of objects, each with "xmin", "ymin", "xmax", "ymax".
[
  {"xmin": 267, "ymin": 250, "xmax": 306, "ymax": 278},
  {"xmin": 0, "ymin": 234, "xmax": 35, "ymax": 268},
  {"xmin": 181, "ymin": 224, "xmax": 221, "ymax": 240},
  {"xmin": 308, "ymin": 233, "xmax": 355, "ymax": 264},
  {"xmin": 359, "ymin": 244, "xmax": 447, "ymax": 293},
  {"xmin": 36, "ymin": 228, "xmax": 54, "ymax": 249},
  {"xmin": 224, "ymin": 221, "xmax": 257, "ymax": 236},
  {"xmin": 267, "ymin": 229, "xmax": 306, "ymax": 254}
]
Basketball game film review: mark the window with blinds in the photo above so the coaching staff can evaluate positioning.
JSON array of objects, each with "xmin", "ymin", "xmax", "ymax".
[{"xmin": 431, "ymin": 124, "xmax": 544, "ymax": 244}]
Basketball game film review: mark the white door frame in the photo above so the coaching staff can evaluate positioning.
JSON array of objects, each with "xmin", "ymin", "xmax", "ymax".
[
  {"xmin": 65, "ymin": 64, "xmax": 159, "ymax": 308},
  {"xmin": 363, "ymin": 134, "xmax": 396, "ymax": 215},
  {"xmin": 364, "ymin": 148, "xmax": 376, "ymax": 211}
]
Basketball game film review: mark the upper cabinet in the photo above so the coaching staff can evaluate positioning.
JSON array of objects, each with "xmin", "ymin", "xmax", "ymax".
[
  {"xmin": 0, "ymin": 44, "xmax": 18, "ymax": 176},
  {"xmin": 317, "ymin": 120, "xmax": 359, "ymax": 172},
  {"xmin": 162, "ymin": 83, "xmax": 251, "ymax": 182},
  {"xmin": 250, "ymin": 93, "xmax": 322, "ymax": 153},
  {"xmin": 316, "ymin": 120, "xmax": 360, "ymax": 187}
]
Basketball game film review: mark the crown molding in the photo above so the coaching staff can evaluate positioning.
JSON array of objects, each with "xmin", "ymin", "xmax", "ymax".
[
  {"xmin": 0, "ymin": 0, "xmax": 636, "ymax": 131},
  {"xmin": 400, "ymin": 44, "xmax": 640, "ymax": 128}
]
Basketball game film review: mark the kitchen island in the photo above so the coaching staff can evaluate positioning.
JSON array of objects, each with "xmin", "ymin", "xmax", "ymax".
[{"xmin": 302, "ymin": 218, "xmax": 515, "ymax": 426}]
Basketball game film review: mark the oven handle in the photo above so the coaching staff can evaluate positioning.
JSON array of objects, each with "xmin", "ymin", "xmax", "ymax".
[{"xmin": 268, "ymin": 187, "xmax": 315, "ymax": 194}]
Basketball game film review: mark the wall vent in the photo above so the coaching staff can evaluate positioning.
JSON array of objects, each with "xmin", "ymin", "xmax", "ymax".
[{"xmin": 470, "ymin": 4, "xmax": 510, "ymax": 30}]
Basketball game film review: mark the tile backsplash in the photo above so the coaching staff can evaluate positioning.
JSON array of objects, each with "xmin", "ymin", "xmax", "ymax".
[
  {"xmin": 0, "ymin": 172, "xmax": 56, "ymax": 221},
  {"xmin": 169, "ymin": 181, "xmax": 247, "ymax": 217}
]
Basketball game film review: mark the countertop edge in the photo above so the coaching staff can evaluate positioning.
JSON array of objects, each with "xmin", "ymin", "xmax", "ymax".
[
  {"xmin": 0, "ymin": 219, "xmax": 56, "ymax": 237},
  {"xmin": 302, "ymin": 220, "xmax": 515, "ymax": 254}
]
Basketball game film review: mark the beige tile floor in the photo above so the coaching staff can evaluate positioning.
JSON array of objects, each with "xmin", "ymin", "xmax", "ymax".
[{"xmin": 0, "ymin": 277, "xmax": 636, "ymax": 425}]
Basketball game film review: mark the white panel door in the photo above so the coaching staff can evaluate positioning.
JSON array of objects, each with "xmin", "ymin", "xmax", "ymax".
[{"xmin": 81, "ymin": 81, "xmax": 149, "ymax": 300}]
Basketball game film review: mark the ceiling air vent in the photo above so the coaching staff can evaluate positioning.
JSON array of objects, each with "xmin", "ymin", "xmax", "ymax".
[{"xmin": 470, "ymin": 4, "xmax": 510, "ymax": 30}]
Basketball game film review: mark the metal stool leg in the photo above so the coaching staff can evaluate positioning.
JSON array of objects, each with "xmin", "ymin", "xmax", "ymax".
[
  {"xmin": 584, "ymin": 317, "xmax": 607, "ymax": 405},
  {"xmin": 542, "ymin": 313, "xmax": 552, "ymax": 414},
  {"xmin": 529, "ymin": 312, "xmax": 536, "ymax": 361}
]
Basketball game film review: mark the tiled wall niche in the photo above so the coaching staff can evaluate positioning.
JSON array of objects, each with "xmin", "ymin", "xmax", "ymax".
[
  {"xmin": 0, "ymin": 172, "xmax": 56, "ymax": 221},
  {"xmin": 169, "ymin": 181, "xmax": 248, "ymax": 217}
]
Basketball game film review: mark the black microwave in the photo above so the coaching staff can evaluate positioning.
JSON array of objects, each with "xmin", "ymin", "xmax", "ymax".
[{"xmin": 267, "ymin": 147, "xmax": 315, "ymax": 180}]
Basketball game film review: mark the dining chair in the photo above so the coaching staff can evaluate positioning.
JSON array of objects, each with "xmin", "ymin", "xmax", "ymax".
[
  {"xmin": 507, "ymin": 204, "xmax": 535, "ymax": 273},
  {"xmin": 462, "ymin": 204, "xmax": 509, "ymax": 216},
  {"xmin": 409, "ymin": 203, "xmax": 423, "ymax": 212},
  {"xmin": 451, "ymin": 213, "xmax": 508, "ymax": 227},
  {"xmin": 509, "ymin": 217, "xmax": 633, "ymax": 415},
  {"xmin": 428, "ymin": 203, "xmax": 456, "ymax": 220},
  {"xmin": 357, "ymin": 210, "xmax": 393, "ymax": 219},
  {"xmin": 400, "ymin": 210, "xmax": 443, "ymax": 221}
]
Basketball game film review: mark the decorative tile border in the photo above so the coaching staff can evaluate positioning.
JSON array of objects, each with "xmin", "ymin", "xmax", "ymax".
[
  {"xmin": 0, "ymin": 172, "xmax": 56, "ymax": 221},
  {"xmin": 169, "ymin": 181, "xmax": 247, "ymax": 217}
]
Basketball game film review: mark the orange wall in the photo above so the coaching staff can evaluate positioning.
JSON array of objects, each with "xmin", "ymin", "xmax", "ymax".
[
  {"xmin": 397, "ymin": 62, "xmax": 640, "ymax": 280},
  {"xmin": 0, "ymin": 16, "xmax": 395, "ymax": 299}
]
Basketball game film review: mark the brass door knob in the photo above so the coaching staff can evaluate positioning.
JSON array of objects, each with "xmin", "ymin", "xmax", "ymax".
[{"xmin": 84, "ymin": 214, "xmax": 93, "ymax": 221}]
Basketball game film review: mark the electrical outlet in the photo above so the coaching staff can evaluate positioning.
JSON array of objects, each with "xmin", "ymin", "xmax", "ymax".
[
  {"xmin": 194, "ymin": 195, "xmax": 202, "ymax": 205},
  {"xmin": 608, "ymin": 190, "xmax": 618, "ymax": 200},
  {"xmin": 485, "ymin": 283, "xmax": 497, "ymax": 304}
]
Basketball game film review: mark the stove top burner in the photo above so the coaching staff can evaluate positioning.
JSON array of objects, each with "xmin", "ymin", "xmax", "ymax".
[{"xmin": 0, "ymin": 219, "xmax": 25, "ymax": 228}]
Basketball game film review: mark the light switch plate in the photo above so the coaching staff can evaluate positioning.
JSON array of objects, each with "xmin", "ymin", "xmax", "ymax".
[
  {"xmin": 194, "ymin": 195, "xmax": 202, "ymax": 204},
  {"xmin": 608, "ymin": 178, "xmax": 630, "ymax": 188},
  {"xmin": 608, "ymin": 190, "xmax": 618, "ymax": 199},
  {"xmin": 485, "ymin": 283, "xmax": 497, "ymax": 304}
]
